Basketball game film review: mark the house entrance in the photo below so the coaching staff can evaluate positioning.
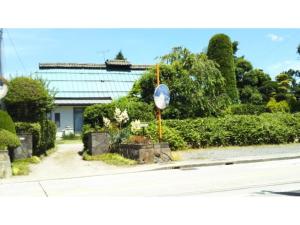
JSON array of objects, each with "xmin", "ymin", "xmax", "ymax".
[{"xmin": 74, "ymin": 108, "xmax": 84, "ymax": 133}]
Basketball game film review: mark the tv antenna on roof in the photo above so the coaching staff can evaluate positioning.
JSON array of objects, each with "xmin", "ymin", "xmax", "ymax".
[{"xmin": 97, "ymin": 49, "xmax": 110, "ymax": 62}]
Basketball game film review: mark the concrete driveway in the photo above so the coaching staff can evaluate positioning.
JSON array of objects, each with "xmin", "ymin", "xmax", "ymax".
[{"xmin": 5, "ymin": 142, "xmax": 117, "ymax": 182}]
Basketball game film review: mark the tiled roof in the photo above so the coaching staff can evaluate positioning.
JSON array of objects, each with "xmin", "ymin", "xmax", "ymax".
[
  {"xmin": 55, "ymin": 98, "xmax": 112, "ymax": 105},
  {"xmin": 30, "ymin": 67, "xmax": 148, "ymax": 103},
  {"xmin": 105, "ymin": 59, "xmax": 131, "ymax": 66},
  {"xmin": 39, "ymin": 62, "xmax": 152, "ymax": 70}
]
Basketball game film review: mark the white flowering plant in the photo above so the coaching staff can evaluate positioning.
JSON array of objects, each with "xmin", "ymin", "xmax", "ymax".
[
  {"xmin": 101, "ymin": 107, "xmax": 151, "ymax": 147},
  {"xmin": 130, "ymin": 119, "xmax": 142, "ymax": 135},
  {"xmin": 102, "ymin": 108, "xmax": 131, "ymax": 149}
]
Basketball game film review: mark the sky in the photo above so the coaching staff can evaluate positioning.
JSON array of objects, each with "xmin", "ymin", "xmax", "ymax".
[{"xmin": 1, "ymin": 28, "xmax": 300, "ymax": 79}]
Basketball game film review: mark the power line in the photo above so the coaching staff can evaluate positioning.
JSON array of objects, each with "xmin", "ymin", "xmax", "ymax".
[{"xmin": 5, "ymin": 29, "xmax": 27, "ymax": 73}]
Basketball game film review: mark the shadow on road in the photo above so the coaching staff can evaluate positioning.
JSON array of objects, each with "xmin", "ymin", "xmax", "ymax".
[{"xmin": 259, "ymin": 190, "xmax": 300, "ymax": 197}]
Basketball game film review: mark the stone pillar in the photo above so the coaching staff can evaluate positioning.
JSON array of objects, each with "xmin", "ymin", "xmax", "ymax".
[
  {"xmin": 88, "ymin": 132, "xmax": 110, "ymax": 155},
  {"xmin": 10, "ymin": 133, "xmax": 33, "ymax": 161},
  {"xmin": 0, "ymin": 149, "xmax": 12, "ymax": 178}
]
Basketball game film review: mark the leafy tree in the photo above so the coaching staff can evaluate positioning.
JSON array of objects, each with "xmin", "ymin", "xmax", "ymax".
[
  {"xmin": 235, "ymin": 57, "xmax": 253, "ymax": 88},
  {"xmin": 4, "ymin": 77, "xmax": 54, "ymax": 122},
  {"xmin": 115, "ymin": 51, "xmax": 126, "ymax": 60},
  {"xmin": 207, "ymin": 34, "xmax": 239, "ymax": 103},
  {"xmin": 237, "ymin": 69, "xmax": 272, "ymax": 104},
  {"xmin": 297, "ymin": 44, "xmax": 300, "ymax": 55},
  {"xmin": 274, "ymin": 73, "xmax": 296, "ymax": 108},
  {"xmin": 131, "ymin": 47, "xmax": 230, "ymax": 119},
  {"xmin": 232, "ymin": 41, "xmax": 239, "ymax": 55}
]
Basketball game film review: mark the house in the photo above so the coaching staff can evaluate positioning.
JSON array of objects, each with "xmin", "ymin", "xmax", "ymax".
[{"xmin": 32, "ymin": 60, "xmax": 152, "ymax": 136}]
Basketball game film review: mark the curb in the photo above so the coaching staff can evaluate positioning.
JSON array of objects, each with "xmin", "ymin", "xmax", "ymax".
[{"xmin": 150, "ymin": 154, "xmax": 300, "ymax": 171}]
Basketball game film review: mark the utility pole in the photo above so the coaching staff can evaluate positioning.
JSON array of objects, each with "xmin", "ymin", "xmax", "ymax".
[{"xmin": 0, "ymin": 28, "xmax": 3, "ymax": 77}]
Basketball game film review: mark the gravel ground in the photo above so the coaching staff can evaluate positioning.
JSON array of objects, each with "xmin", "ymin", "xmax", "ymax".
[{"xmin": 180, "ymin": 143, "xmax": 300, "ymax": 161}]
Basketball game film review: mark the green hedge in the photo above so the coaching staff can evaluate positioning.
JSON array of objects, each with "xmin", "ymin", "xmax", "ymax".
[
  {"xmin": 81, "ymin": 124, "xmax": 95, "ymax": 151},
  {"xmin": 0, "ymin": 129, "xmax": 20, "ymax": 149},
  {"xmin": 0, "ymin": 110, "xmax": 16, "ymax": 134},
  {"xmin": 225, "ymin": 104, "xmax": 266, "ymax": 115},
  {"xmin": 39, "ymin": 119, "xmax": 56, "ymax": 153},
  {"xmin": 164, "ymin": 113, "xmax": 300, "ymax": 149},
  {"xmin": 145, "ymin": 122, "xmax": 187, "ymax": 151}
]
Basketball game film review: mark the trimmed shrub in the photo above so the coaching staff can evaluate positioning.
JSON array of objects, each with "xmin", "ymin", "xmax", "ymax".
[
  {"xmin": 39, "ymin": 120, "xmax": 56, "ymax": 154},
  {"xmin": 83, "ymin": 98, "xmax": 155, "ymax": 129},
  {"xmin": 165, "ymin": 113, "xmax": 300, "ymax": 148},
  {"xmin": 145, "ymin": 122, "xmax": 187, "ymax": 151},
  {"xmin": 225, "ymin": 104, "xmax": 266, "ymax": 115},
  {"xmin": 81, "ymin": 124, "xmax": 95, "ymax": 150},
  {"xmin": 0, "ymin": 129, "xmax": 20, "ymax": 149},
  {"xmin": 0, "ymin": 110, "xmax": 16, "ymax": 134},
  {"xmin": 207, "ymin": 33, "xmax": 239, "ymax": 102},
  {"xmin": 112, "ymin": 97, "xmax": 155, "ymax": 122},
  {"xmin": 266, "ymin": 98, "xmax": 290, "ymax": 113},
  {"xmin": 4, "ymin": 77, "xmax": 54, "ymax": 122}
]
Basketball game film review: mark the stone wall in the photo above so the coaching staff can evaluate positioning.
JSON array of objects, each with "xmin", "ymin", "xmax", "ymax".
[
  {"xmin": 118, "ymin": 142, "xmax": 172, "ymax": 164},
  {"xmin": 10, "ymin": 133, "xmax": 33, "ymax": 161},
  {"xmin": 0, "ymin": 149, "xmax": 12, "ymax": 178},
  {"xmin": 88, "ymin": 132, "xmax": 110, "ymax": 155}
]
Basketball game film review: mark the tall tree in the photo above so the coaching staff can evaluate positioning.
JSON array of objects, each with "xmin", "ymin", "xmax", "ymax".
[
  {"xmin": 131, "ymin": 47, "xmax": 230, "ymax": 118},
  {"xmin": 115, "ymin": 51, "xmax": 126, "ymax": 60},
  {"xmin": 207, "ymin": 34, "xmax": 239, "ymax": 103}
]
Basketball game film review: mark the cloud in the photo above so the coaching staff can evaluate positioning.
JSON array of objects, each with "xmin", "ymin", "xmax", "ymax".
[
  {"xmin": 267, "ymin": 33, "xmax": 284, "ymax": 42},
  {"xmin": 267, "ymin": 60, "xmax": 300, "ymax": 77}
]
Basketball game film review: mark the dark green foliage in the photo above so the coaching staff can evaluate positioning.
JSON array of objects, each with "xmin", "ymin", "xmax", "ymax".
[
  {"xmin": 4, "ymin": 77, "xmax": 54, "ymax": 122},
  {"xmin": 84, "ymin": 104, "xmax": 115, "ymax": 128},
  {"xmin": 207, "ymin": 34, "xmax": 239, "ymax": 102},
  {"xmin": 39, "ymin": 120, "xmax": 56, "ymax": 154},
  {"xmin": 235, "ymin": 57, "xmax": 253, "ymax": 88},
  {"xmin": 240, "ymin": 86, "xmax": 263, "ymax": 104},
  {"xmin": 237, "ymin": 69, "xmax": 272, "ymax": 104},
  {"xmin": 225, "ymin": 104, "xmax": 266, "ymax": 115},
  {"xmin": 81, "ymin": 124, "xmax": 94, "ymax": 150},
  {"xmin": 232, "ymin": 41, "xmax": 239, "ymax": 55},
  {"xmin": 113, "ymin": 97, "xmax": 155, "ymax": 122},
  {"xmin": 165, "ymin": 113, "xmax": 300, "ymax": 148},
  {"xmin": 297, "ymin": 44, "xmax": 300, "ymax": 55},
  {"xmin": 0, "ymin": 129, "xmax": 20, "ymax": 149},
  {"xmin": 0, "ymin": 110, "xmax": 16, "ymax": 134},
  {"xmin": 145, "ymin": 122, "xmax": 187, "ymax": 151},
  {"xmin": 115, "ymin": 51, "xmax": 126, "ymax": 60}
]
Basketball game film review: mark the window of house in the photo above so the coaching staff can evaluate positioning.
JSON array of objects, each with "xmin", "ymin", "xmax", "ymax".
[{"xmin": 55, "ymin": 113, "xmax": 61, "ymax": 128}]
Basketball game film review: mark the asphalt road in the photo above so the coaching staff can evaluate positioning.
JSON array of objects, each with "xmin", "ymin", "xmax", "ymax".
[{"xmin": 1, "ymin": 158, "xmax": 300, "ymax": 197}]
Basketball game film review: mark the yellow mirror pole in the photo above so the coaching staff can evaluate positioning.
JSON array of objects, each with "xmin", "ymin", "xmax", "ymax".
[{"xmin": 156, "ymin": 64, "xmax": 162, "ymax": 142}]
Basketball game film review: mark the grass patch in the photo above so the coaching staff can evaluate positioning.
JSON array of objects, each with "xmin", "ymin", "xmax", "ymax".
[
  {"xmin": 171, "ymin": 151, "xmax": 182, "ymax": 161},
  {"xmin": 83, "ymin": 152, "xmax": 137, "ymax": 166},
  {"xmin": 11, "ymin": 156, "xmax": 41, "ymax": 176},
  {"xmin": 62, "ymin": 133, "xmax": 81, "ymax": 140},
  {"xmin": 56, "ymin": 139, "xmax": 82, "ymax": 145}
]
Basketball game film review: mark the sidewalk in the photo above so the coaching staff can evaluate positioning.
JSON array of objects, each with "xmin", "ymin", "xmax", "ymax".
[
  {"xmin": 151, "ymin": 143, "xmax": 300, "ymax": 170},
  {"xmin": 1, "ymin": 143, "xmax": 300, "ymax": 184}
]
